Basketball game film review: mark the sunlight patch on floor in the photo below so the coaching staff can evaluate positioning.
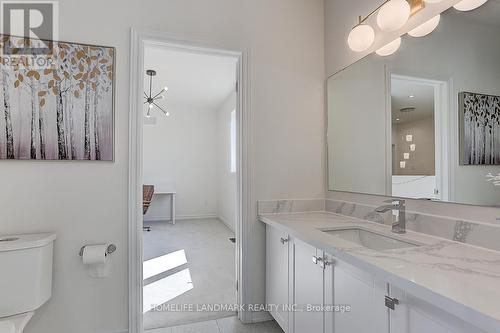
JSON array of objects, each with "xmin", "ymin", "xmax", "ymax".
[
  {"xmin": 143, "ymin": 268, "xmax": 194, "ymax": 313},
  {"xmin": 143, "ymin": 249, "xmax": 188, "ymax": 280}
]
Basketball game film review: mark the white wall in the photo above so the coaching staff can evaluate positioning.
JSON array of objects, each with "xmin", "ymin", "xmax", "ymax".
[
  {"xmin": 143, "ymin": 107, "xmax": 218, "ymax": 221},
  {"xmin": 393, "ymin": 117, "xmax": 435, "ymax": 176},
  {"xmin": 0, "ymin": 1, "xmax": 326, "ymax": 332},
  {"xmin": 216, "ymin": 92, "xmax": 237, "ymax": 231}
]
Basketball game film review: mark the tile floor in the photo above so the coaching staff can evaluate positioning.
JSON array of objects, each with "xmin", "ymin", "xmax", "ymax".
[
  {"xmin": 146, "ymin": 316, "xmax": 284, "ymax": 333},
  {"xmin": 143, "ymin": 219, "xmax": 237, "ymax": 329}
]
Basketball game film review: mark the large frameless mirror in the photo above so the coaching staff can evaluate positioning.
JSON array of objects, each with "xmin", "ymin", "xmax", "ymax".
[{"xmin": 327, "ymin": 1, "xmax": 500, "ymax": 206}]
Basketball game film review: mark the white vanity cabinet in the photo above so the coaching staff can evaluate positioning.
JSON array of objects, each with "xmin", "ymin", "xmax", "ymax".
[
  {"xmin": 291, "ymin": 238, "xmax": 388, "ymax": 333},
  {"xmin": 265, "ymin": 224, "xmax": 489, "ymax": 333},
  {"xmin": 266, "ymin": 225, "xmax": 291, "ymax": 331}
]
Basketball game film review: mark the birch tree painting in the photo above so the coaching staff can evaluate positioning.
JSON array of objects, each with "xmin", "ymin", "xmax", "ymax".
[
  {"xmin": 460, "ymin": 92, "xmax": 500, "ymax": 165},
  {"xmin": 0, "ymin": 35, "xmax": 114, "ymax": 160}
]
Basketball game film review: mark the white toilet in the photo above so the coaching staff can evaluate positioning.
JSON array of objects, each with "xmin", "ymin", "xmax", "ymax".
[{"xmin": 0, "ymin": 233, "xmax": 56, "ymax": 333}]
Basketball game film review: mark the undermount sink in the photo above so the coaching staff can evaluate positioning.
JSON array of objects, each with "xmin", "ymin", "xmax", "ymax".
[{"xmin": 320, "ymin": 227, "xmax": 421, "ymax": 251}]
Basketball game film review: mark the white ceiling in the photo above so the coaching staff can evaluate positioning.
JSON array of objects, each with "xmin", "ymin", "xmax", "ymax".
[
  {"xmin": 391, "ymin": 78, "xmax": 434, "ymax": 124},
  {"xmin": 144, "ymin": 44, "xmax": 237, "ymax": 112}
]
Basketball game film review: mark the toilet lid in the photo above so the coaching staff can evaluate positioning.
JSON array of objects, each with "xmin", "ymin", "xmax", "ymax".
[{"xmin": 0, "ymin": 321, "xmax": 15, "ymax": 333}]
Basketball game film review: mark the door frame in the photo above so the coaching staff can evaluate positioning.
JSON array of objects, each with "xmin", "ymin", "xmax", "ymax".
[
  {"xmin": 385, "ymin": 73, "xmax": 451, "ymax": 201},
  {"xmin": 128, "ymin": 28, "xmax": 251, "ymax": 333}
]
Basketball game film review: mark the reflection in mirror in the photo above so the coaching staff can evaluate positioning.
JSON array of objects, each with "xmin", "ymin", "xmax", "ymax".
[
  {"xmin": 391, "ymin": 76, "xmax": 439, "ymax": 200},
  {"xmin": 327, "ymin": 2, "xmax": 500, "ymax": 207}
]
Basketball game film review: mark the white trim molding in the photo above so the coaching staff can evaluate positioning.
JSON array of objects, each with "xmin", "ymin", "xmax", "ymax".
[
  {"xmin": 144, "ymin": 214, "xmax": 218, "ymax": 222},
  {"xmin": 128, "ymin": 28, "xmax": 252, "ymax": 333}
]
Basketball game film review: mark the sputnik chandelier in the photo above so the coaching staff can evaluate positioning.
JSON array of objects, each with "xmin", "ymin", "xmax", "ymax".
[{"xmin": 144, "ymin": 69, "xmax": 170, "ymax": 118}]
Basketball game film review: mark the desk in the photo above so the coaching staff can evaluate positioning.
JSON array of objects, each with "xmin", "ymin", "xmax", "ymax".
[{"xmin": 154, "ymin": 190, "xmax": 176, "ymax": 224}]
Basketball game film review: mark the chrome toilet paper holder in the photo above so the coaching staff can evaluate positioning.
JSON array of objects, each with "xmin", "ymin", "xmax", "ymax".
[{"xmin": 78, "ymin": 244, "xmax": 117, "ymax": 257}]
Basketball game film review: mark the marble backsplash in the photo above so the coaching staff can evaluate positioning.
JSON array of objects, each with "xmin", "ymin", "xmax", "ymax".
[
  {"xmin": 257, "ymin": 199, "xmax": 325, "ymax": 214},
  {"xmin": 258, "ymin": 199, "xmax": 500, "ymax": 252}
]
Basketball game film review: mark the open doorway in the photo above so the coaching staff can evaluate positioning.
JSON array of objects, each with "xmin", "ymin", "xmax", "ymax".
[
  {"xmin": 141, "ymin": 43, "xmax": 239, "ymax": 330},
  {"xmin": 390, "ymin": 75, "xmax": 449, "ymax": 201}
]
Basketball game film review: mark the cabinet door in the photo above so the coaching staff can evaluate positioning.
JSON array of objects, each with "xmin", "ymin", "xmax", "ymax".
[
  {"xmin": 333, "ymin": 259, "xmax": 389, "ymax": 333},
  {"xmin": 293, "ymin": 239, "xmax": 324, "ymax": 333},
  {"xmin": 390, "ymin": 286, "xmax": 488, "ymax": 333},
  {"xmin": 266, "ymin": 226, "xmax": 290, "ymax": 331}
]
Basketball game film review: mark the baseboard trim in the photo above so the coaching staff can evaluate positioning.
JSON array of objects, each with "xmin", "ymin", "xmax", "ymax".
[
  {"xmin": 251, "ymin": 311, "xmax": 273, "ymax": 323},
  {"xmin": 218, "ymin": 215, "xmax": 235, "ymax": 232},
  {"xmin": 144, "ymin": 214, "xmax": 218, "ymax": 222}
]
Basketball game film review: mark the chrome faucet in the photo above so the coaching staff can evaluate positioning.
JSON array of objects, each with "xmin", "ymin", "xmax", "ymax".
[{"xmin": 375, "ymin": 199, "xmax": 406, "ymax": 234}]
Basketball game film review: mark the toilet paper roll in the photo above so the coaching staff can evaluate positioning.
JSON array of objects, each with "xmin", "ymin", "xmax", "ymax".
[
  {"xmin": 82, "ymin": 245, "xmax": 108, "ymax": 264},
  {"xmin": 82, "ymin": 245, "xmax": 110, "ymax": 278}
]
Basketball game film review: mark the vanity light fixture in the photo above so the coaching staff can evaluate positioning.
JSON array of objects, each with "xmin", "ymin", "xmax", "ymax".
[
  {"xmin": 348, "ymin": 0, "xmax": 426, "ymax": 52},
  {"xmin": 376, "ymin": 37, "xmax": 402, "ymax": 56},
  {"xmin": 408, "ymin": 14, "xmax": 441, "ymax": 37},
  {"xmin": 348, "ymin": 20, "xmax": 375, "ymax": 52},
  {"xmin": 144, "ymin": 69, "xmax": 170, "ymax": 118},
  {"xmin": 377, "ymin": 0, "xmax": 411, "ymax": 32},
  {"xmin": 410, "ymin": 144, "xmax": 416, "ymax": 151},
  {"xmin": 453, "ymin": 0, "xmax": 488, "ymax": 11}
]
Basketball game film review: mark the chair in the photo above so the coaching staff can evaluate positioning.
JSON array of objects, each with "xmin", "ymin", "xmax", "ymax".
[{"xmin": 143, "ymin": 185, "xmax": 154, "ymax": 231}]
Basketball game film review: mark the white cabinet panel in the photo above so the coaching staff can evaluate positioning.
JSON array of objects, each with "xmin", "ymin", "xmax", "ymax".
[
  {"xmin": 333, "ymin": 259, "xmax": 389, "ymax": 333},
  {"xmin": 266, "ymin": 226, "xmax": 290, "ymax": 331},
  {"xmin": 293, "ymin": 239, "xmax": 324, "ymax": 333},
  {"xmin": 390, "ymin": 286, "xmax": 487, "ymax": 333}
]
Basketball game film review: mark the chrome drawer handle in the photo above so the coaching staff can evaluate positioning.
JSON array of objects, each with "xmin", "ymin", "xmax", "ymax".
[
  {"xmin": 280, "ymin": 237, "xmax": 289, "ymax": 244},
  {"xmin": 312, "ymin": 256, "xmax": 323, "ymax": 264}
]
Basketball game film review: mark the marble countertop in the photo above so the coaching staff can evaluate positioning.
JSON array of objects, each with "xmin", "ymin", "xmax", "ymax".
[{"xmin": 259, "ymin": 211, "xmax": 500, "ymax": 333}]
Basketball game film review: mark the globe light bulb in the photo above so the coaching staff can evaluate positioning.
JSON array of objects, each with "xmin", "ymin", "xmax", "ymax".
[
  {"xmin": 408, "ymin": 15, "xmax": 441, "ymax": 37},
  {"xmin": 376, "ymin": 37, "xmax": 401, "ymax": 56},
  {"xmin": 453, "ymin": 0, "xmax": 488, "ymax": 11},
  {"xmin": 348, "ymin": 24, "xmax": 375, "ymax": 52},
  {"xmin": 377, "ymin": 0, "xmax": 411, "ymax": 32}
]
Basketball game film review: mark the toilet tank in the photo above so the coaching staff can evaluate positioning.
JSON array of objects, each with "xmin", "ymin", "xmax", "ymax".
[{"xmin": 0, "ymin": 233, "xmax": 56, "ymax": 318}]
